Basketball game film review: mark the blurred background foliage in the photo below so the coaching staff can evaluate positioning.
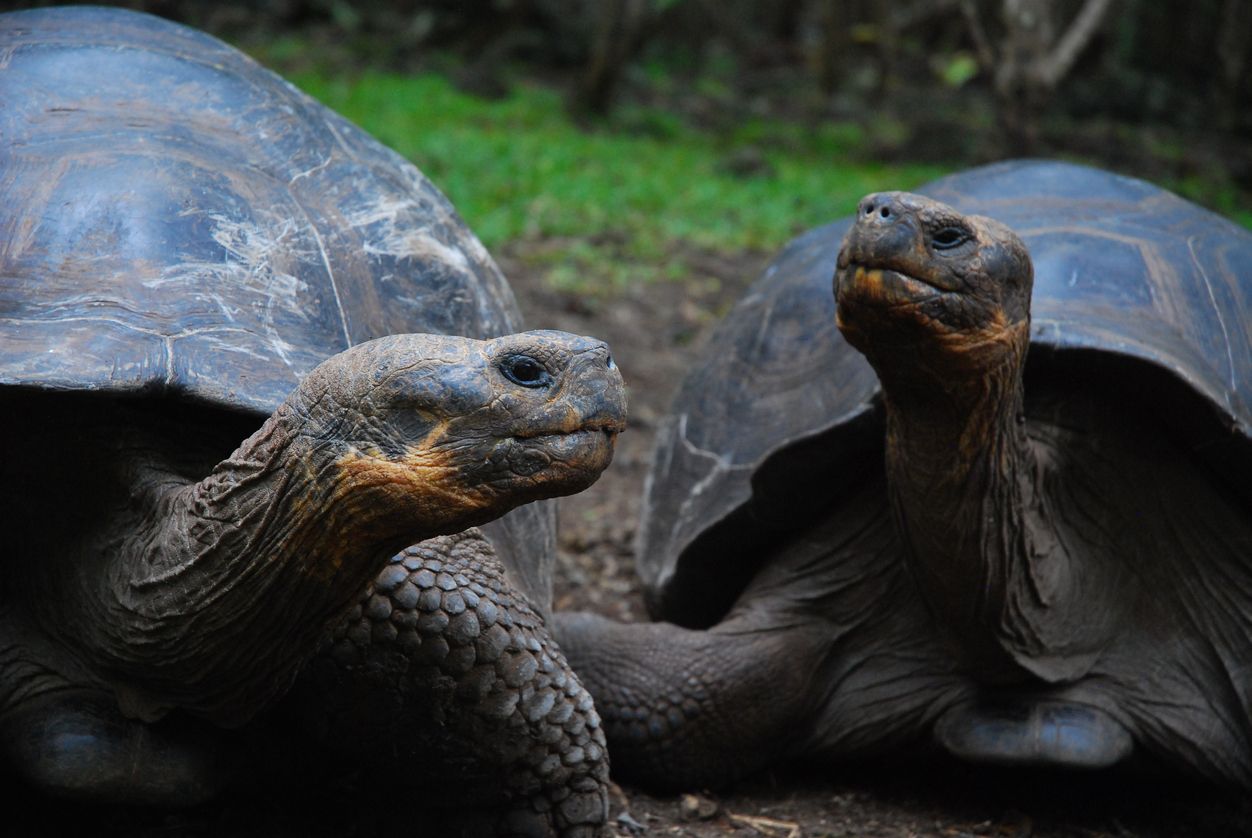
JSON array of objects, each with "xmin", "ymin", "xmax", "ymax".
[{"xmin": 7, "ymin": 0, "xmax": 1251, "ymax": 290}]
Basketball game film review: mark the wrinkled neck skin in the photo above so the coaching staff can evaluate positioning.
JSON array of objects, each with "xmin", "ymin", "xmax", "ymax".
[
  {"xmin": 150, "ymin": 401, "xmax": 441, "ymax": 592},
  {"xmin": 90, "ymin": 394, "xmax": 498, "ymax": 727},
  {"xmin": 877, "ymin": 325, "xmax": 1098, "ymax": 684}
]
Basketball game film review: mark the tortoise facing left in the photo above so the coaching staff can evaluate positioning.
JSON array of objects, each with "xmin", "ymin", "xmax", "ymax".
[
  {"xmin": 557, "ymin": 161, "xmax": 1252, "ymax": 792},
  {"xmin": 0, "ymin": 7, "xmax": 623, "ymax": 835}
]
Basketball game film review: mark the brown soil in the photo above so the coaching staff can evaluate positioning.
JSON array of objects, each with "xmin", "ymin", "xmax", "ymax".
[
  {"xmin": 501, "ymin": 239, "xmax": 1252, "ymax": 838},
  {"xmin": 499, "ymin": 241, "xmax": 758, "ymax": 627},
  {"xmin": 9, "ymin": 240, "xmax": 1250, "ymax": 837}
]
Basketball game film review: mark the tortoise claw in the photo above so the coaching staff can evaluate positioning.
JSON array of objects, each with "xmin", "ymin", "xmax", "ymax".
[{"xmin": 935, "ymin": 697, "xmax": 1133, "ymax": 769}]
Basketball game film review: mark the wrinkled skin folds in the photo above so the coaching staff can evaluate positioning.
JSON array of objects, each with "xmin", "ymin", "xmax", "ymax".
[
  {"xmin": 2, "ymin": 329, "xmax": 624, "ymax": 836},
  {"xmin": 556, "ymin": 192, "xmax": 1252, "ymax": 793}
]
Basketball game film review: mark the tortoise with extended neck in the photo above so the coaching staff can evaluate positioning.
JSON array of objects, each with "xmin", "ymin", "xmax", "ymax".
[
  {"xmin": 557, "ymin": 161, "xmax": 1252, "ymax": 789},
  {"xmin": 0, "ymin": 7, "xmax": 623, "ymax": 835}
]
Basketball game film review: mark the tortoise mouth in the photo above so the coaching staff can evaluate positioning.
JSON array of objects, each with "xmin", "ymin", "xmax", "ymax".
[
  {"xmin": 505, "ymin": 428, "xmax": 619, "ymax": 491},
  {"xmin": 513, "ymin": 425, "xmax": 621, "ymax": 471},
  {"xmin": 532, "ymin": 425, "xmax": 615, "ymax": 446},
  {"xmin": 840, "ymin": 264, "xmax": 959, "ymax": 306},
  {"xmin": 518, "ymin": 426, "xmax": 618, "ymax": 450},
  {"xmin": 513, "ymin": 418, "xmax": 624, "ymax": 442}
]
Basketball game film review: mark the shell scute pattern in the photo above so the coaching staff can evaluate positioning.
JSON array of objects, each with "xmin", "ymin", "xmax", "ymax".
[
  {"xmin": 640, "ymin": 160, "xmax": 1252, "ymax": 620},
  {"xmin": 0, "ymin": 6, "xmax": 522, "ymax": 414}
]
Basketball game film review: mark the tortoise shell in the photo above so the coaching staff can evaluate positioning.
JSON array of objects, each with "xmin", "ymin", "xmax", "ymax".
[
  {"xmin": 0, "ymin": 6, "xmax": 553, "ymax": 605},
  {"xmin": 0, "ymin": 6, "xmax": 520, "ymax": 408},
  {"xmin": 641, "ymin": 160, "xmax": 1252, "ymax": 625}
]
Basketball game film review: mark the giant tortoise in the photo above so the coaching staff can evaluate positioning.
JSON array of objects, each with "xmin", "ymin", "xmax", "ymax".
[
  {"xmin": 0, "ymin": 7, "xmax": 623, "ymax": 835},
  {"xmin": 557, "ymin": 160, "xmax": 1252, "ymax": 790}
]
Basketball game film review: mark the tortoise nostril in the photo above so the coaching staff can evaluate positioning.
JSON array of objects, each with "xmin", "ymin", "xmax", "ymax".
[{"xmin": 879, "ymin": 206, "xmax": 891, "ymax": 219}]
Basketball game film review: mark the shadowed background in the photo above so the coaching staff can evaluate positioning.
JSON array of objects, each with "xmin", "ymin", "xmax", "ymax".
[{"xmin": 4, "ymin": 1, "xmax": 1250, "ymax": 836}]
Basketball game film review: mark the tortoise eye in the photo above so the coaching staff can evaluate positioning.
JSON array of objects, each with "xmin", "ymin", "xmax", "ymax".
[
  {"xmin": 500, "ymin": 355, "xmax": 553, "ymax": 388},
  {"xmin": 931, "ymin": 227, "xmax": 970, "ymax": 251}
]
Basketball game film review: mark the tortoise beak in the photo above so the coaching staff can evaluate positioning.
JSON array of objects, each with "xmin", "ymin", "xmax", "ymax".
[
  {"xmin": 837, "ymin": 192, "xmax": 964, "ymax": 296},
  {"xmin": 513, "ymin": 340, "xmax": 627, "ymax": 443},
  {"xmin": 558, "ymin": 341, "xmax": 627, "ymax": 439}
]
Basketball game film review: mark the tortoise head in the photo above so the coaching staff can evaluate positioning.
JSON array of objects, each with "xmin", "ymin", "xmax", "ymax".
[
  {"xmin": 834, "ymin": 192, "xmax": 1033, "ymax": 384},
  {"xmin": 290, "ymin": 330, "xmax": 626, "ymax": 533}
]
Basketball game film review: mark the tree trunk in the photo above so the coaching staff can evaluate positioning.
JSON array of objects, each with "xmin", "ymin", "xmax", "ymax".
[
  {"xmin": 964, "ymin": 0, "xmax": 1113, "ymax": 154},
  {"xmin": 1217, "ymin": 0, "xmax": 1252, "ymax": 131},
  {"xmin": 814, "ymin": 0, "xmax": 848, "ymax": 97},
  {"xmin": 571, "ymin": 0, "xmax": 649, "ymax": 117}
]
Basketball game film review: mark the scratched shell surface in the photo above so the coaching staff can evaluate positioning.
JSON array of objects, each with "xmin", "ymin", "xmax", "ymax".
[
  {"xmin": 640, "ymin": 160, "xmax": 1252, "ymax": 622},
  {"xmin": 0, "ymin": 6, "xmax": 519, "ymax": 413},
  {"xmin": 0, "ymin": 7, "xmax": 555, "ymax": 610}
]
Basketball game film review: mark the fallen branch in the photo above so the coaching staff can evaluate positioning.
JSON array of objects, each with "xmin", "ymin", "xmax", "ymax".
[
  {"xmin": 728, "ymin": 812, "xmax": 803, "ymax": 838},
  {"xmin": 1036, "ymin": 0, "xmax": 1114, "ymax": 87}
]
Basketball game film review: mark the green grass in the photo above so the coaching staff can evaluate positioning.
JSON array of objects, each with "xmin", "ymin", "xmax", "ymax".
[
  {"xmin": 1170, "ymin": 174, "xmax": 1252, "ymax": 231},
  {"xmin": 283, "ymin": 70, "xmax": 949, "ymax": 289},
  {"xmin": 273, "ymin": 66, "xmax": 1252, "ymax": 290}
]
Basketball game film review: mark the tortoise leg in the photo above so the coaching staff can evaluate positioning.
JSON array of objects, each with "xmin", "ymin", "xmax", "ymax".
[
  {"xmin": 0, "ymin": 691, "xmax": 233, "ymax": 804},
  {"xmin": 290, "ymin": 530, "xmax": 609, "ymax": 838},
  {"xmin": 551, "ymin": 611, "xmax": 827, "ymax": 791},
  {"xmin": 554, "ymin": 501, "xmax": 962, "ymax": 791},
  {"xmin": 0, "ymin": 623, "xmax": 231, "ymax": 804}
]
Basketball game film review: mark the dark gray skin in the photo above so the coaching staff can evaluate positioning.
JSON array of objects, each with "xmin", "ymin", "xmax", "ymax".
[
  {"xmin": 2, "ymin": 329, "xmax": 625, "ymax": 836},
  {"xmin": 557, "ymin": 191, "xmax": 1252, "ymax": 791},
  {"xmin": 1, "ymin": 8, "xmax": 625, "ymax": 834}
]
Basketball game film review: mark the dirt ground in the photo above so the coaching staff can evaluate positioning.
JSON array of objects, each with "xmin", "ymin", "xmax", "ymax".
[
  {"xmin": 500, "ymin": 240, "xmax": 1252, "ymax": 838},
  {"xmin": 9, "ymin": 239, "xmax": 1252, "ymax": 838}
]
